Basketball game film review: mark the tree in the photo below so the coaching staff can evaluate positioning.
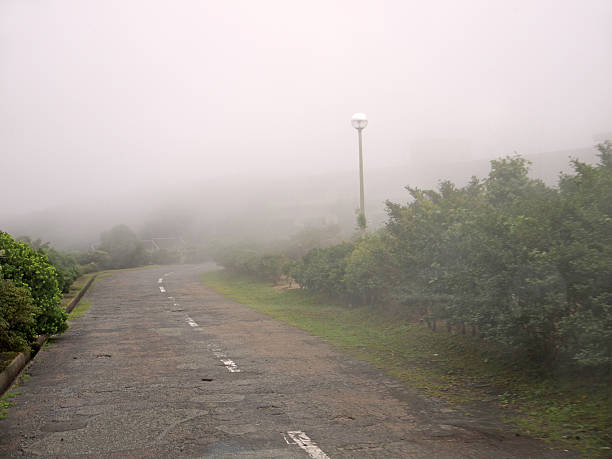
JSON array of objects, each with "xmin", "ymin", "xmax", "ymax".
[
  {"xmin": 556, "ymin": 142, "xmax": 612, "ymax": 368},
  {"xmin": 98, "ymin": 225, "xmax": 147, "ymax": 269}
]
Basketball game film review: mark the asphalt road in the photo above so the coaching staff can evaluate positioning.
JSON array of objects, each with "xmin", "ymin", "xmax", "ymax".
[{"xmin": 0, "ymin": 264, "xmax": 572, "ymax": 458}]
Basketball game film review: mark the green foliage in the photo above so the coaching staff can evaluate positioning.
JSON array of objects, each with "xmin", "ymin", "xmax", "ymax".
[
  {"xmin": 203, "ymin": 270, "xmax": 612, "ymax": 456},
  {"xmin": 286, "ymin": 243, "xmax": 353, "ymax": 297},
  {"xmin": 215, "ymin": 247, "xmax": 286, "ymax": 282},
  {"xmin": 0, "ymin": 391, "xmax": 20, "ymax": 420},
  {"xmin": 356, "ymin": 212, "xmax": 366, "ymax": 231},
  {"xmin": 73, "ymin": 249, "xmax": 112, "ymax": 273},
  {"xmin": 555, "ymin": 142, "xmax": 612, "ymax": 368},
  {"xmin": 282, "ymin": 147, "xmax": 612, "ymax": 371},
  {"xmin": 0, "ymin": 232, "xmax": 68, "ymax": 337},
  {"xmin": 0, "ymin": 279, "xmax": 38, "ymax": 352},
  {"xmin": 17, "ymin": 237, "xmax": 81, "ymax": 293},
  {"xmin": 98, "ymin": 225, "xmax": 147, "ymax": 269},
  {"xmin": 68, "ymin": 301, "xmax": 92, "ymax": 320},
  {"xmin": 43, "ymin": 248, "xmax": 80, "ymax": 293},
  {"xmin": 343, "ymin": 233, "xmax": 394, "ymax": 304}
]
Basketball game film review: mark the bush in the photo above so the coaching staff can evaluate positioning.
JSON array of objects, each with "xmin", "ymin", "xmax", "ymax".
[
  {"xmin": 214, "ymin": 247, "xmax": 286, "ymax": 282},
  {"xmin": 44, "ymin": 248, "xmax": 80, "ymax": 293},
  {"xmin": 73, "ymin": 249, "xmax": 112, "ymax": 273},
  {"xmin": 0, "ymin": 232, "xmax": 67, "ymax": 337},
  {"xmin": 283, "ymin": 146, "xmax": 612, "ymax": 371},
  {"xmin": 98, "ymin": 225, "xmax": 147, "ymax": 269},
  {"xmin": 287, "ymin": 243, "xmax": 353, "ymax": 297},
  {"xmin": 0, "ymin": 278, "xmax": 39, "ymax": 352}
]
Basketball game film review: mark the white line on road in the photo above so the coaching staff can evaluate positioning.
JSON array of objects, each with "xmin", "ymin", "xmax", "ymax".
[
  {"xmin": 209, "ymin": 345, "xmax": 241, "ymax": 372},
  {"xmin": 221, "ymin": 359, "xmax": 241, "ymax": 372},
  {"xmin": 186, "ymin": 317, "xmax": 198, "ymax": 327},
  {"xmin": 159, "ymin": 286, "xmax": 166, "ymax": 293},
  {"xmin": 285, "ymin": 431, "xmax": 330, "ymax": 459}
]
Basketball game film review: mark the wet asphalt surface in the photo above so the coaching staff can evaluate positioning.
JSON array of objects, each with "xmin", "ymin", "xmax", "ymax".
[{"xmin": 0, "ymin": 264, "xmax": 573, "ymax": 458}]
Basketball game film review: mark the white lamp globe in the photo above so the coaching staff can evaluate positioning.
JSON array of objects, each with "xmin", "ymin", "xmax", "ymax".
[{"xmin": 351, "ymin": 113, "xmax": 368, "ymax": 130}]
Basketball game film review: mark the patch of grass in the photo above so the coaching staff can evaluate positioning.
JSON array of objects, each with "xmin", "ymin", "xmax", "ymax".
[
  {"xmin": 0, "ymin": 391, "xmax": 21, "ymax": 420},
  {"xmin": 68, "ymin": 301, "xmax": 92, "ymax": 320},
  {"xmin": 202, "ymin": 270, "xmax": 612, "ymax": 457}
]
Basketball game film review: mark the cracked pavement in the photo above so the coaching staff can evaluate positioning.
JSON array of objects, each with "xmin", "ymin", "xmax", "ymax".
[{"xmin": 0, "ymin": 264, "xmax": 572, "ymax": 458}]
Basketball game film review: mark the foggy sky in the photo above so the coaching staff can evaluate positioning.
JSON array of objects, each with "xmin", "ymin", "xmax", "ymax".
[{"xmin": 1, "ymin": 0, "xmax": 612, "ymax": 216}]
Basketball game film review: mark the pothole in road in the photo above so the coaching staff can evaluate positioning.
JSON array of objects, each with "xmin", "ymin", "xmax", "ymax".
[
  {"xmin": 41, "ymin": 420, "xmax": 89, "ymax": 432},
  {"xmin": 201, "ymin": 378, "xmax": 214, "ymax": 382},
  {"xmin": 333, "ymin": 415, "xmax": 355, "ymax": 421}
]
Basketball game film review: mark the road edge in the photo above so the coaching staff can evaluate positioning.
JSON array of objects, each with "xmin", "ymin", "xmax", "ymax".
[{"xmin": 0, "ymin": 274, "xmax": 98, "ymax": 396}]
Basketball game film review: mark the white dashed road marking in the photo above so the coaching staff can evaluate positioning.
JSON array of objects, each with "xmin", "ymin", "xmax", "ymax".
[
  {"xmin": 165, "ymin": 276, "xmax": 242, "ymax": 373},
  {"xmin": 221, "ymin": 359, "xmax": 240, "ymax": 372},
  {"xmin": 209, "ymin": 345, "xmax": 241, "ymax": 373},
  {"xmin": 285, "ymin": 431, "xmax": 330, "ymax": 459}
]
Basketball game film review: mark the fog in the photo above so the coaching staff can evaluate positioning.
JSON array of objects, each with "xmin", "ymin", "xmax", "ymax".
[{"xmin": 1, "ymin": 0, "xmax": 611, "ymax": 248}]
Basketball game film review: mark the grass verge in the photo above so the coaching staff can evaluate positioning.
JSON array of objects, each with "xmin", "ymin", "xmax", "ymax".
[
  {"xmin": 0, "ymin": 391, "xmax": 21, "ymax": 420},
  {"xmin": 202, "ymin": 269, "xmax": 611, "ymax": 457},
  {"xmin": 68, "ymin": 301, "xmax": 92, "ymax": 320},
  {"xmin": 60, "ymin": 273, "xmax": 96, "ymax": 308}
]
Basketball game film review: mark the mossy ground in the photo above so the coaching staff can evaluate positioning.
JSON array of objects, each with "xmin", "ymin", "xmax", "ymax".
[{"xmin": 202, "ymin": 269, "xmax": 612, "ymax": 457}]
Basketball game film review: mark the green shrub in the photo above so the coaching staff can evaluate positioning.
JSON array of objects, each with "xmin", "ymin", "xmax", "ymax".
[
  {"xmin": 287, "ymin": 243, "xmax": 353, "ymax": 296},
  {"xmin": 0, "ymin": 278, "xmax": 39, "ymax": 352},
  {"xmin": 214, "ymin": 247, "xmax": 286, "ymax": 282},
  {"xmin": 98, "ymin": 225, "xmax": 147, "ymax": 269},
  {"xmin": 44, "ymin": 248, "xmax": 80, "ymax": 293},
  {"xmin": 0, "ymin": 232, "xmax": 67, "ymax": 336}
]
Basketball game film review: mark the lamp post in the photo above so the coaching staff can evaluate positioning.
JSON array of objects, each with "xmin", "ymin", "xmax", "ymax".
[{"xmin": 351, "ymin": 113, "xmax": 368, "ymax": 230}]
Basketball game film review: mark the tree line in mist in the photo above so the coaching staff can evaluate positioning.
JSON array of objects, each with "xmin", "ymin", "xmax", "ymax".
[
  {"xmin": 2, "ymin": 143, "xmax": 610, "ymax": 372},
  {"xmin": 216, "ymin": 143, "xmax": 612, "ymax": 372}
]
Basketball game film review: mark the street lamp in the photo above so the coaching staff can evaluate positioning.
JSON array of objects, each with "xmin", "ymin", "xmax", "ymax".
[{"xmin": 351, "ymin": 113, "xmax": 368, "ymax": 230}]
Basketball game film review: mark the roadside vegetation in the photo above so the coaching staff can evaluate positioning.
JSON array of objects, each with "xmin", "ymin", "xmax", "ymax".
[
  {"xmin": 207, "ymin": 144, "xmax": 612, "ymax": 456},
  {"xmin": 0, "ymin": 233, "xmax": 72, "ymax": 353},
  {"xmin": 203, "ymin": 270, "xmax": 611, "ymax": 456},
  {"xmin": 215, "ymin": 144, "xmax": 612, "ymax": 373},
  {"xmin": 68, "ymin": 301, "xmax": 92, "ymax": 320}
]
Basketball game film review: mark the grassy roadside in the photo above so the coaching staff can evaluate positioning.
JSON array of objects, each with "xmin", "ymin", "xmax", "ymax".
[
  {"xmin": 68, "ymin": 301, "xmax": 92, "ymax": 320},
  {"xmin": 202, "ymin": 269, "xmax": 611, "ymax": 457},
  {"xmin": 60, "ymin": 272, "xmax": 96, "ymax": 308}
]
